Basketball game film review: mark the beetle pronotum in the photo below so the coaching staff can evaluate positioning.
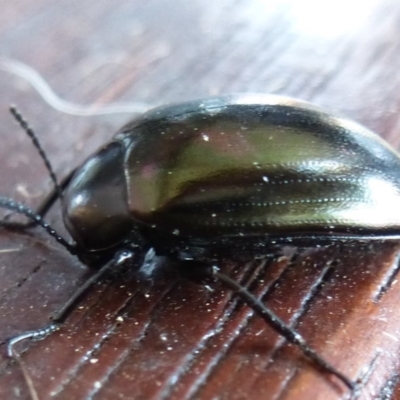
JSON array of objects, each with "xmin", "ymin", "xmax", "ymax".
[{"xmin": 5, "ymin": 93, "xmax": 400, "ymax": 394}]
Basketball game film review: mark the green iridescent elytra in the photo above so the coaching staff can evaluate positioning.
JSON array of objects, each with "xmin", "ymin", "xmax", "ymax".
[{"xmin": 63, "ymin": 94, "xmax": 400, "ymax": 254}]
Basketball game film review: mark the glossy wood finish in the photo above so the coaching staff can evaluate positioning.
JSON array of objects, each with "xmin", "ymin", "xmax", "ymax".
[{"xmin": 1, "ymin": 1, "xmax": 400, "ymax": 399}]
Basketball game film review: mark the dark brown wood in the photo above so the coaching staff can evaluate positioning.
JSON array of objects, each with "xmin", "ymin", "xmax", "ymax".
[{"xmin": 1, "ymin": 1, "xmax": 400, "ymax": 399}]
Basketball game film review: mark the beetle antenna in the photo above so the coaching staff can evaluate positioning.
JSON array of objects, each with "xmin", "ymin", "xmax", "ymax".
[
  {"xmin": 9, "ymin": 106, "xmax": 63, "ymax": 202},
  {"xmin": 212, "ymin": 268, "xmax": 356, "ymax": 392},
  {"xmin": 0, "ymin": 197, "xmax": 75, "ymax": 255}
]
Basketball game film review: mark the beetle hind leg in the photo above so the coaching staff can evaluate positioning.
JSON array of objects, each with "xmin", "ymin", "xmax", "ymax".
[{"xmin": 177, "ymin": 259, "xmax": 356, "ymax": 392}]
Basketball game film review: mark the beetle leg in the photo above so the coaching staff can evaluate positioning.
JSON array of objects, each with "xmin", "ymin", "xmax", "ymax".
[
  {"xmin": 6, "ymin": 249, "xmax": 135, "ymax": 357},
  {"xmin": 177, "ymin": 260, "xmax": 355, "ymax": 391},
  {"xmin": 211, "ymin": 267, "xmax": 356, "ymax": 391}
]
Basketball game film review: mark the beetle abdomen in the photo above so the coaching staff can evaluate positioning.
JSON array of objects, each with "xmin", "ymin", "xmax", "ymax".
[{"xmin": 117, "ymin": 94, "xmax": 400, "ymax": 239}]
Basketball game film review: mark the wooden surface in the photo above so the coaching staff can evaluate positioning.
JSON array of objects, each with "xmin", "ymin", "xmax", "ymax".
[{"xmin": 1, "ymin": 1, "xmax": 400, "ymax": 399}]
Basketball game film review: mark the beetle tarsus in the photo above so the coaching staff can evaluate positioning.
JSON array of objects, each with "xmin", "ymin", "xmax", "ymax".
[{"xmin": 7, "ymin": 323, "xmax": 60, "ymax": 358}]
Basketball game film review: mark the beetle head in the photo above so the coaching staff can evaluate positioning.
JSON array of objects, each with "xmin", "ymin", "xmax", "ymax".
[{"xmin": 62, "ymin": 141, "xmax": 138, "ymax": 256}]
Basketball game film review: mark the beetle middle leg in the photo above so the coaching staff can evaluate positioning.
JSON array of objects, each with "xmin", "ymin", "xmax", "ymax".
[{"xmin": 176, "ymin": 259, "xmax": 356, "ymax": 392}]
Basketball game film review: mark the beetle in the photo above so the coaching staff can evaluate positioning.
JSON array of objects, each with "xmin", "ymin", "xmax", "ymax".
[{"xmin": 3, "ymin": 93, "xmax": 400, "ymax": 393}]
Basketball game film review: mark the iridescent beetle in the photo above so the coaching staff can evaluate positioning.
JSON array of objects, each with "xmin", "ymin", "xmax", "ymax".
[{"xmin": 4, "ymin": 93, "xmax": 400, "ymax": 392}]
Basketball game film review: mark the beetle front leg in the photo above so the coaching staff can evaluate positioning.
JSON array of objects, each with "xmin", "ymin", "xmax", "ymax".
[{"xmin": 6, "ymin": 249, "xmax": 135, "ymax": 358}]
